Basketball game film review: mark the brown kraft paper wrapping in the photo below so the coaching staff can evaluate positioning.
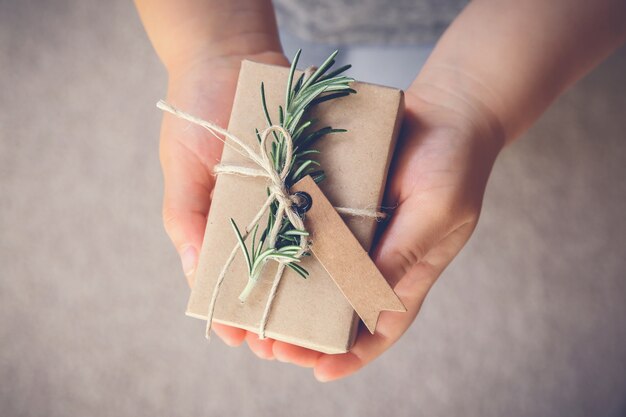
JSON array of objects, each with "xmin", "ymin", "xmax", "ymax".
[{"xmin": 186, "ymin": 60, "xmax": 404, "ymax": 354}]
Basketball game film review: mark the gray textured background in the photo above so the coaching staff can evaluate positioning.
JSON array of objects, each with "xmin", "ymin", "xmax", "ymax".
[{"xmin": 1, "ymin": 1, "xmax": 625, "ymax": 416}]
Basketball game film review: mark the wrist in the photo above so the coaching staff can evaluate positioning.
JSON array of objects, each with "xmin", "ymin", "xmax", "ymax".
[
  {"xmin": 163, "ymin": 49, "xmax": 288, "ymax": 131},
  {"xmin": 408, "ymin": 64, "xmax": 507, "ymax": 154},
  {"xmin": 166, "ymin": 49, "xmax": 288, "ymax": 88},
  {"xmin": 165, "ymin": 43, "xmax": 286, "ymax": 80},
  {"xmin": 138, "ymin": 0, "xmax": 284, "ymax": 78}
]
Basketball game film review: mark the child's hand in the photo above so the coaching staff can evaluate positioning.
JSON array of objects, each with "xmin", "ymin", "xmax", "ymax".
[
  {"xmin": 134, "ymin": 0, "xmax": 290, "ymax": 351},
  {"xmin": 262, "ymin": 0, "xmax": 626, "ymax": 380},
  {"xmin": 236, "ymin": 81, "xmax": 504, "ymax": 380}
]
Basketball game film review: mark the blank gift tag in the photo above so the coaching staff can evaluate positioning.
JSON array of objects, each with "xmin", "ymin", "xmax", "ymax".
[{"xmin": 291, "ymin": 176, "xmax": 406, "ymax": 333}]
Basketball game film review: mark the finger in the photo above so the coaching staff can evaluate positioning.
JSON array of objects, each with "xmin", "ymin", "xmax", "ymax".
[
  {"xmin": 314, "ymin": 351, "xmax": 362, "ymax": 382},
  {"xmin": 245, "ymin": 333, "xmax": 276, "ymax": 360},
  {"xmin": 211, "ymin": 323, "xmax": 247, "ymax": 347},
  {"xmin": 272, "ymin": 341, "xmax": 321, "ymax": 367}
]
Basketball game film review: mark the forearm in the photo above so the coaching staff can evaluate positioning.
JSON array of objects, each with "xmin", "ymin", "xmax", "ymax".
[
  {"xmin": 134, "ymin": 0, "xmax": 282, "ymax": 74},
  {"xmin": 410, "ymin": 0, "xmax": 626, "ymax": 145}
]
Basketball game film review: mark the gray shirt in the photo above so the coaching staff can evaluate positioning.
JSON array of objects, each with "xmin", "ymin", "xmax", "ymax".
[{"xmin": 274, "ymin": 0, "xmax": 468, "ymax": 45}]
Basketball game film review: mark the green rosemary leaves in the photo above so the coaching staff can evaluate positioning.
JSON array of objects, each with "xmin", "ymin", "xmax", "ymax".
[{"xmin": 232, "ymin": 49, "xmax": 355, "ymax": 301}]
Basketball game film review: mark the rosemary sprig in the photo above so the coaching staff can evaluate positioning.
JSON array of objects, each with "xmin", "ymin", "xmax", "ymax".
[
  {"xmin": 231, "ymin": 219, "xmax": 307, "ymax": 301},
  {"xmin": 232, "ymin": 50, "xmax": 355, "ymax": 301}
]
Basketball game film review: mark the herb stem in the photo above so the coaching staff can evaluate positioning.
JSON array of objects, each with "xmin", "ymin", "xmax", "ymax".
[{"xmin": 231, "ymin": 49, "xmax": 355, "ymax": 299}]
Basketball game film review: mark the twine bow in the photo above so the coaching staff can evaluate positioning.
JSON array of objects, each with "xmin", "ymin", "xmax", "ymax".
[
  {"xmin": 209, "ymin": 123, "xmax": 310, "ymax": 340},
  {"xmin": 157, "ymin": 100, "xmax": 386, "ymax": 340}
]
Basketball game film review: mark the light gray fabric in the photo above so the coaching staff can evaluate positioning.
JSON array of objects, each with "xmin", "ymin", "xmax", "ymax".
[
  {"xmin": 279, "ymin": 31, "xmax": 434, "ymax": 89},
  {"xmin": 1, "ymin": 1, "xmax": 626, "ymax": 416},
  {"xmin": 274, "ymin": 0, "xmax": 467, "ymax": 45}
]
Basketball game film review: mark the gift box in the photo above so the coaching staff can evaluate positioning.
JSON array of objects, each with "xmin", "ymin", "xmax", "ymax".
[{"xmin": 185, "ymin": 59, "xmax": 404, "ymax": 354}]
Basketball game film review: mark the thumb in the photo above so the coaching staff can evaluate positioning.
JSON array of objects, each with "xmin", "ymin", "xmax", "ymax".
[
  {"xmin": 313, "ymin": 192, "xmax": 478, "ymax": 382},
  {"xmin": 373, "ymin": 190, "xmax": 476, "ymax": 292},
  {"xmin": 160, "ymin": 140, "xmax": 215, "ymax": 286},
  {"xmin": 162, "ymin": 203, "xmax": 208, "ymax": 286}
]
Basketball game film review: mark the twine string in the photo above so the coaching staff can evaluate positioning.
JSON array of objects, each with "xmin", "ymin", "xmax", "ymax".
[{"xmin": 157, "ymin": 100, "xmax": 386, "ymax": 340}]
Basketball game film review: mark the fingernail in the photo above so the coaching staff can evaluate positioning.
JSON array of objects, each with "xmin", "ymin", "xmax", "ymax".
[
  {"xmin": 274, "ymin": 351, "xmax": 289, "ymax": 363},
  {"xmin": 314, "ymin": 371, "xmax": 330, "ymax": 383},
  {"xmin": 221, "ymin": 338, "xmax": 240, "ymax": 348},
  {"xmin": 179, "ymin": 245, "xmax": 198, "ymax": 277}
]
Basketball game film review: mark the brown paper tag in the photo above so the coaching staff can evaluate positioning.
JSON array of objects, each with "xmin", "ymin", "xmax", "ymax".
[{"xmin": 291, "ymin": 176, "xmax": 406, "ymax": 334}]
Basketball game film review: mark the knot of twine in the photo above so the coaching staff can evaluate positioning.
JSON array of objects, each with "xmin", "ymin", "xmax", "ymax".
[{"xmin": 156, "ymin": 100, "xmax": 386, "ymax": 340}]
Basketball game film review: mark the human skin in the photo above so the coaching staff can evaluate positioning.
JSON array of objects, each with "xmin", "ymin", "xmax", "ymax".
[{"xmin": 135, "ymin": 0, "xmax": 626, "ymax": 381}]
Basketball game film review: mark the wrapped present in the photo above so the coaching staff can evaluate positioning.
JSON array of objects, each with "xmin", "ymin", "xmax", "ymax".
[{"xmin": 162, "ymin": 52, "xmax": 405, "ymax": 354}]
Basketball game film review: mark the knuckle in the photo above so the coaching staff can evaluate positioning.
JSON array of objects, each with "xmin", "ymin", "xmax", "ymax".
[{"xmin": 391, "ymin": 244, "xmax": 427, "ymax": 278}]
